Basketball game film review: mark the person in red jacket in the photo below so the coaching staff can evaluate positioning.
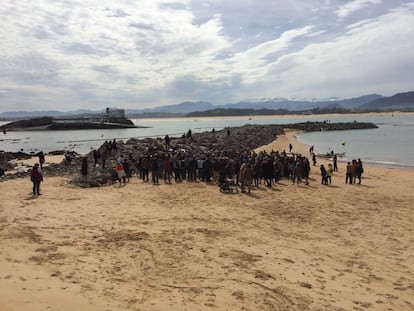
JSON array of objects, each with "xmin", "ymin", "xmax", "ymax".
[
  {"xmin": 163, "ymin": 155, "xmax": 173, "ymax": 184},
  {"xmin": 115, "ymin": 162, "xmax": 126, "ymax": 185},
  {"xmin": 30, "ymin": 163, "xmax": 43, "ymax": 196}
]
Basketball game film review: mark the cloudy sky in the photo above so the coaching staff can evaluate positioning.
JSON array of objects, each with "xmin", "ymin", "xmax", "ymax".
[{"xmin": 1, "ymin": 0, "xmax": 414, "ymax": 112}]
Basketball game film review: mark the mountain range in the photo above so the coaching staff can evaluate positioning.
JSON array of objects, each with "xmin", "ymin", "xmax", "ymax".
[{"xmin": 1, "ymin": 91, "xmax": 413, "ymax": 120}]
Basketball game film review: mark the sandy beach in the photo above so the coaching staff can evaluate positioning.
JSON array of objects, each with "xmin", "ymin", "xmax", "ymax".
[{"xmin": 1, "ymin": 132, "xmax": 413, "ymax": 310}]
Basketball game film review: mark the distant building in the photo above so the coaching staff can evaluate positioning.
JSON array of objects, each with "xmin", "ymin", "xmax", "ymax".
[{"xmin": 105, "ymin": 108, "xmax": 125, "ymax": 119}]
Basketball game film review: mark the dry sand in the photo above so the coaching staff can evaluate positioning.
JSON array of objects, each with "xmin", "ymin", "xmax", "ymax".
[{"xmin": 1, "ymin": 132, "xmax": 413, "ymax": 310}]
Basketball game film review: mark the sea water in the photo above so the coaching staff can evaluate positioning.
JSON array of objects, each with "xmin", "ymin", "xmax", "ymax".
[{"xmin": 1, "ymin": 113, "xmax": 413, "ymax": 168}]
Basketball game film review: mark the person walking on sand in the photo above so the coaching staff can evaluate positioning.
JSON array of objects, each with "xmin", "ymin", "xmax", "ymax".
[
  {"xmin": 30, "ymin": 163, "xmax": 43, "ymax": 196},
  {"xmin": 289, "ymin": 143, "xmax": 293, "ymax": 153}
]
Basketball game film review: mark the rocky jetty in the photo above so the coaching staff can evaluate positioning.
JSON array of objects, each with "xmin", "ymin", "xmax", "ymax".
[
  {"xmin": 0, "ymin": 121, "xmax": 378, "ymax": 186},
  {"xmin": 0, "ymin": 108, "xmax": 137, "ymax": 131}
]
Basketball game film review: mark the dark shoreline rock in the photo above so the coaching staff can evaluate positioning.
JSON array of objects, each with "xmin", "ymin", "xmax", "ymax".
[
  {"xmin": 0, "ymin": 121, "xmax": 378, "ymax": 184},
  {"xmin": 0, "ymin": 115, "xmax": 137, "ymax": 131}
]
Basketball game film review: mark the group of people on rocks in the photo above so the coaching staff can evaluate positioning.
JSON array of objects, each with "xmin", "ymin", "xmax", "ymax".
[
  {"xmin": 78, "ymin": 137, "xmax": 365, "ymax": 190},
  {"xmin": 28, "ymin": 135, "xmax": 364, "ymax": 195},
  {"xmin": 89, "ymin": 138, "xmax": 317, "ymax": 190}
]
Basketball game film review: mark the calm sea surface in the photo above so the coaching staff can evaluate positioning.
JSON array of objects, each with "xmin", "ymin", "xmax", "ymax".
[{"xmin": 1, "ymin": 113, "xmax": 413, "ymax": 168}]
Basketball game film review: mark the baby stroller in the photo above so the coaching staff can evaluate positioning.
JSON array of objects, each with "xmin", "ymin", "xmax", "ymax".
[{"xmin": 218, "ymin": 175, "xmax": 239, "ymax": 193}]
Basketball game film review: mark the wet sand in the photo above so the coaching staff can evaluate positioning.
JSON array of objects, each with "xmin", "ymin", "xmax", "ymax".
[{"xmin": 1, "ymin": 132, "xmax": 413, "ymax": 310}]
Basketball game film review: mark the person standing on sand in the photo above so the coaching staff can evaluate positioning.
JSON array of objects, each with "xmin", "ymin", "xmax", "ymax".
[
  {"xmin": 151, "ymin": 154, "xmax": 160, "ymax": 184},
  {"xmin": 203, "ymin": 157, "xmax": 213, "ymax": 182},
  {"xmin": 172, "ymin": 155, "xmax": 182, "ymax": 182},
  {"xmin": 302, "ymin": 157, "xmax": 310, "ymax": 185},
  {"xmin": 38, "ymin": 151, "xmax": 45, "ymax": 169},
  {"xmin": 139, "ymin": 155, "xmax": 150, "ymax": 182},
  {"xmin": 312, "ymin": 152, "xmax": 317, "ymax": 166},
  {"xmin": 253, "ymin": 160, "xmax": 261, "ymax": 187},
  {"xmin": 333, "ymin": 154, "xmax": 338, "ymax": 172},
  {"xmin": 261, "ymin": 157, "xmax": 273, "ymax": 188},
  {"xmin": 163, "ymin": 155, "xmax": 172, "ymax": 183},
  {"xmin": 30, "ymin": 163, "xmax": 43, "ymax": 195},
  {"xmin": 239, "ymin": 162, "xmax": 253, "ymax": 193},
  {"xmin": 355, "ymin": 158, "xmax": 363, "ymax": 184},
  {"xmin": 320, "ymin": 164, "xmax": 327, "ymax": 185},
  {"xmin": 115, "ymin": 162, "xmax": 126, "ymax": 184},
  {"xmin": 122, "ymin": 159, "xmax": 131, "ymax": 182},
  {"xmin": 81, "ymin": 157, "xmax": 88, "ymax": 179},
  {"xmin": 292, "ymin": 162, "xmax": 302, "ymax": 185},
  {"xmin": 351, "ymin": 159, "xmax": 357, "ymax": 183},
  {"xmin": 289, "ymin": 143, "xmax": 293, "ymax": 153},
  {"xmin": 326, "ymin": 163, "xmax": 333, "ymax": 184},
  {"xmin": 345, "ymin": 162, "xmax": 353, "ymax": 184}
]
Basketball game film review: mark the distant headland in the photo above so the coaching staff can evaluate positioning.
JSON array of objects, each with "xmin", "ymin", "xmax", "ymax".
[{"xmin": 0, "ymin": 108, "xmax": 139, "ymax": 131}]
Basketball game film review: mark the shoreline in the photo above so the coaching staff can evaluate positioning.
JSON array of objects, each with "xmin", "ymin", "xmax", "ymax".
[
  {"xmin": 292, "ymin": 132, "xmax": 414, "ymax": 170},
  {"xmin": 2, "ymin": 111, "xmax": 414, "ymax": 124},
  {"xmin": 131, "ymin": 110, "xmax": 414, "ymax": 122}
]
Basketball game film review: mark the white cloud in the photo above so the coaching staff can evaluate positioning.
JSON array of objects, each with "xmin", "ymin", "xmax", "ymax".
[
  {"xmin": 0, "ymin": 0, "xmax": 413, "ymax": 111},
  {"xmin": 246, "ymin": 6, "xmax": 414, "ymax": 99},
  {"xmin": 227, "ymin": 26, "xmax": 314, "ymax": 83},
  {"xmin": 336, "ymin": 0, "xmax": 382, "ymax": 18}
]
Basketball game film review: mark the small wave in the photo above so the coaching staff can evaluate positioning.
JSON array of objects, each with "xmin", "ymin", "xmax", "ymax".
[
  {"xmin": 376, "ymin": 122, "xmax": 414, "ymax": 127},
  {"xmin": 362, "ymin": 160, "xmax": 414, "ymax": 169}
]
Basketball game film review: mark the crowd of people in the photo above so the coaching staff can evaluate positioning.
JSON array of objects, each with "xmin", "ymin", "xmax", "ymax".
[
  {"xmin": 345, "ymin": 159, "xmax": 364, "ymax": 185},
  {"xmin": 28, "ymin": 136, "xmax": 364, "ymax": 195},
  {"xmin": 82, "ymin": 139, "xmax": 317, "ymax": 190}
]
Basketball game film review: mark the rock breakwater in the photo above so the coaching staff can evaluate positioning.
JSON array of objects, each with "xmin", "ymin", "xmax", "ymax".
[{"xmin": 0, "ymin": 121, "xmax": 378, "ymax": 186}]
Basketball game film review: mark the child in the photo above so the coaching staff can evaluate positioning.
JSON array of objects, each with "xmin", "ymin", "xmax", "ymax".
[{"xmin": 115, "ymin": 162, "xmax": 126, "ymax": 184}]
